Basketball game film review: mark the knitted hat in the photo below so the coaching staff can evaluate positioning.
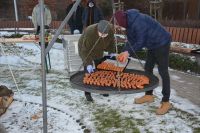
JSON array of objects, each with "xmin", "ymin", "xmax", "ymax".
[
  {"xmin": 73, "ymin": 29, "xmax": 80, "ymax": 34},
  {"xmin": 114, "ymin": 10, "xmax": 127, "ymax": 28},
  {"xmin": 88, "ymin": 0, "xmax": 94, "ymax": 3},
  {"xmin": 97, "ymin": 20, "xmax": 110, "ymax": 34}
]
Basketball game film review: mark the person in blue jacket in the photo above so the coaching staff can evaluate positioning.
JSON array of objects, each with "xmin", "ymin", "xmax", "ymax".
[
  {"xmin": 115, "ymin": 9, "xmax": 172, "ymax": 115},
  {"xmin": 66, "ymin": 0, "xmax": 83, "ymax": 34},
  {"xmin": 82, "ymin": 0, "xmax": 103, "ymax": 29}
]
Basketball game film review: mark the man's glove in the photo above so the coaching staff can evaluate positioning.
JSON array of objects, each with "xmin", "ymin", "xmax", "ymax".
[
  {"xmin": 117, "ymin": 51, "xmax": 129, "ymax": 63},
  {"xmin": 87, "ymin": 65, "xmax": 94, "ymax": 73},
  {"xmin": 109, "ymin": 53, "xmax": 117, "ymax": 58}
]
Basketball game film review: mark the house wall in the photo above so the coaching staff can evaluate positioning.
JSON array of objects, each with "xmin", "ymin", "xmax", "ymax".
[
  {"xmin": 0, "ymin": 0, "xmax": 69, "ymax": 21},
  {"xmin": 0, "ymin": 0, "xmax": 199, "ymax": 21},
  {"xmin": 187, "ymin": 0, "xmax": 200, "ymax": 20},
  {"xmin": 162, "ymin": 0, "xmax": 188, "ymax": 20},
  {"xmin": 121, "ymin": 0, "xmax": 200, "ymax": 20}
]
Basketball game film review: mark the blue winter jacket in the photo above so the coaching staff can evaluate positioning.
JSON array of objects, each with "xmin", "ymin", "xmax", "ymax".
[
  {"xmin": 82, "ymin": 7, "xmax": 103, "ymax": 27},
  {"xmin": 124, "ymin": 9, "xmax": 171, "ymax": 54}
]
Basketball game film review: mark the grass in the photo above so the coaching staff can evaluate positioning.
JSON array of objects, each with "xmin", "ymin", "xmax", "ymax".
[
  {"xmin": 144, "ymin": 129, "xmax": 153, "ymax": 133},
  {"xmin": 3, "ymin": 33, "xmax": 23, "ymax": 38},
  {"xmin": 173, "ymin": 108, "xmax": 200, "ymax": 129},
  {"xmin": 90, "ymin": 104, "xmax": 200, "ymax": 133},
  {"xmin": 135, "ymin": 119, "xmax": 145, "ymax": 126},
  {"xmin": 93, "ymin": 108, "xmax": 140, "ymax": 133},
  {"xmin": 147, "ymin": 105, "xmax": 157, "ymax": 113},
  {"xmin": 193, "ymin": 128, "xmax": 200, "ymax": 133}
]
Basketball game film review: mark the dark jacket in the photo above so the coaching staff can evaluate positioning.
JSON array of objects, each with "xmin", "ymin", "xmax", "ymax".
[
  {"xmin": 124, "ymin": 9, "xmax": 171, "ymax": 54},
  {"xmin": 82, "ymin": 7, "xmax": 103, "ymax": 27},
  {"xmin": 78, "ymin": 24, "xmax": 115, "ymax": 66},
  {"xmin": 66, "ymin": 2, "xmax": 83, "ymax": 27}
]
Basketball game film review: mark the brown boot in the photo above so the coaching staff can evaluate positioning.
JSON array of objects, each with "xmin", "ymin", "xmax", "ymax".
[
  {"xmin": 134, "ymin": 95, "xmax": 154, "ymax": 104},
  {"xmin": 156, "ymin": 102, "xmax": 172, "ymax": 115}
]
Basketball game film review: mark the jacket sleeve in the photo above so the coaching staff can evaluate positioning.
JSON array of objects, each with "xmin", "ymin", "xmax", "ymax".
[
  {"xmin": 79, "ymin": 37, "xmax": 94, "ymax": 66},
  {"xmin": 105, "ymin": 30, "xmax": 116, "ymax": 53},
  {"xmin": 106, "ymin": 41, "xmax": 116, "ymax": 54},
  {"xmin": 31, "ymin": 7, "xmax": 37, "ymax": 29},
  {"xmin": 124, "ymin": 18, "xmax": 147, "ymax": 54},
  {"xmin": 45, "ymin": 7, "xmax": 52, "ymax": 26},
  {"xmin": 97, "ymin": 8, "xmax": 104, "ymax": 21},
  {"xmin": 82, "ymin": 8, "xmax": 87, "ymax": 27}
]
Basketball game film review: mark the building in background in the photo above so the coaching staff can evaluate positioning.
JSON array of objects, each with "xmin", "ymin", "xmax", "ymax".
[
  {"xmin": 122, "ymin": 0, "xmax": 200, "ymax": 21},
  {"xmin": 0, "ymin": 0, "xmax": 200, "ymax": 21},
  {"xmin": 0, "ymin": 0, "xmax": 68, "ymax": 21}
]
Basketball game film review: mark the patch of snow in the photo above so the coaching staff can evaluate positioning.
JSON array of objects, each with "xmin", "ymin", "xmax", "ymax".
[{"xmin": 0, "ymin": 42, "xmax": 200, "ymax": 133}]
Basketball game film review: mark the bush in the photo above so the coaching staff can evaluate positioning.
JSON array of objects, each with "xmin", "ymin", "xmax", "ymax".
[
  {"xmin": 3, "ymin": 33, "xmax": 23, "ymax": 38},
  {"xmin": 169, "ymin": 54, "xmax": 199, "ymax": 74}
]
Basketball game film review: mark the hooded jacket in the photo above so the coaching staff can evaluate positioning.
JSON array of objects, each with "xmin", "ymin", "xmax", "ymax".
[
  {"xmin": 32, "ymin": 4, "xmax": 52, "ymax": 29},
  {"xmin": 82, "ymin": 5, "xmax": 103, "ymax": 27},
  {"xmin": 78, "ymin": 24, "xmax": 115, "ymax": 66},
  {"xmin": 124, "ymin": 9, "xmax": 171, "ymax": 54},
  {"xmin": 66, "ymin": 2, "xmax": 83, "ymax": 27}
]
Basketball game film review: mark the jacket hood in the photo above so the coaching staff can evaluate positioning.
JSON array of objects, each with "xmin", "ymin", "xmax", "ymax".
[{"xmin": 126, "ymin": 9, "xmax": 140, "ymax": 24}]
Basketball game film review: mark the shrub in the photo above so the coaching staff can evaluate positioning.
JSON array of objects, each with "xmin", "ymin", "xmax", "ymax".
[
  {"xmin": 3, "ymin": 33, "xmax": 23, "ymax": 38},
  {"xmin": 169, "ymin": 54, "xmax": 199, "ymax": 74}
]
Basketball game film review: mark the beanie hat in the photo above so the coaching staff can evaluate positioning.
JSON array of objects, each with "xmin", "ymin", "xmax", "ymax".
[
  {"xmin": 97, "ymin": 20, "xmax": 111, "ymax": 34},
  {"xmin": 88, "ymin": 0, "xmax": 95, "ymax": 7},
  {"xmin": 114, "ymin": 10, "xmax": 127, "ymax": 28},
  {"xmin": 73, "ymin": 29, "xmax": 80, "ymax": 34}
]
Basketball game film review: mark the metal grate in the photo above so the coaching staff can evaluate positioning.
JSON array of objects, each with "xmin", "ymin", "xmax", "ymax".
[
  {"xmin": 62, "ymin": 34, "xmax": 83, "ymax": 75},
  {"xmin": 70, "ymin": 69, "xmax": 159, "ymax": 94}
]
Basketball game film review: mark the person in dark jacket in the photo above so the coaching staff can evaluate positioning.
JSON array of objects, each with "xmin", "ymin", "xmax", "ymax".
[
  {"xmin": 32, "ymin": 1, "xmax": 52, "ymax": 35},
  {"xmin": 78, "ymin": 20, "xmax": 115, "ymax": 102},
  {"xmin": 115, "ymin": 9, "xmax": 172, "ymax": 115},
  {"xmin": 82, "ymin": 0, "xmax": 103, "ymax": 29},
  {"xmin": 66, "ymin": 0, "xmax": 84, "ymax": 34}
]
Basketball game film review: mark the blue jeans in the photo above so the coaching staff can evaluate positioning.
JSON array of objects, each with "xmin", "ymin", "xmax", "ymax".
[{"xmin": 145, "ymin": 44, "xmax": 171, "ymax": 102}]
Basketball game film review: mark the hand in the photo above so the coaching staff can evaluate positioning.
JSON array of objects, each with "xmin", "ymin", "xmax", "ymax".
[
  {"xmin": 87, "ymin": 65, "xmax": 94, "ymax": 73},
  {"xmin": 117, "ymin": 51, "xmax": 129, "ymax": 63},
  {"xmin": 109, "ymin": 53, "xmax": 117, "ymax": 58}
]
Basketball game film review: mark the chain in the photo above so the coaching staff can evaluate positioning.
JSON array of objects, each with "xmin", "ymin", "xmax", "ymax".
[
  {"xmin": 0, "ymin": 35, "xmax": 45, "ymax": 115},
  {"xmin": 0, "ymin": 43, "xmax": 20, "ymax": 93},
  {"xmin": 75, "ymin": 16, "xmax": 115, "ymax": 74},
  {"xmin": 114, "ymin": 19, "xmax": 145, "ymax": 70}
]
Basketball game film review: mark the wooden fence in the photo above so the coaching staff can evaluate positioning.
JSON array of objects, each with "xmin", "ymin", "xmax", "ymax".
[
  {"xmin": 160, "ymin": 20, "xmax": 200, "ymax": 28},
  {"xmin": 0, "ymin": 20, "xmax": 200, "ymax": 30},
  {"xmin": 0, "ymin": 21, "xmax": 68, "ymax": 29}
]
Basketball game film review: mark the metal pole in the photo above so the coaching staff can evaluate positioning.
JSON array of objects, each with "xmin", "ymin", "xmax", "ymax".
[
  {"xmin": 13, "ymin": 0, "xmax": 19, "ymax": 21},
  {"xmin": 13, "ymin": 0, "xmax": 19, "ymax": 34},
  {"xmin": 45, "ymin": 0, "xmax": 81, "ymax": 56},
  {"xmin": 39, "ymin": 0, "xmax": 48, "ymax": 133}
]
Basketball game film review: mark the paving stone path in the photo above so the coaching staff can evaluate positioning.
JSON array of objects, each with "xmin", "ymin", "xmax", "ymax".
[{"xmin": 127, "ymin": 60, "xmax": 200, "ymax": 107}]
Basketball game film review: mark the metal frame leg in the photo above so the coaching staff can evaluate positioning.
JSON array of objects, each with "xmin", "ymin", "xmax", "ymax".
[
  {"xmin": 47, "ymin": 52, "xmax": 51, "ymax": 69},
  {"xmin": 45, "ymin": 57, "xmax": 49, "ymax": 73},
  {"xmin": 84, "ymin": 92, "xmax": 93, "ymax": 102}
]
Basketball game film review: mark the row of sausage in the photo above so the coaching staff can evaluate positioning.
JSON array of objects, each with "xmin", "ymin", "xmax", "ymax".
[
  {"xmin": 97, "ymin": 62, "xmax": 124, "ymax": 72},
  {"xmin": 83, "ymin": 70, "xmax": 149, "ymax": 89}
]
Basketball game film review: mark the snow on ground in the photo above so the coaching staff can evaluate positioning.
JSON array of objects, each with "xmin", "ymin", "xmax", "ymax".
[
  {"xmin": 0, "ymin": 42, "xmax": 200, "ymax": 133},
  {"xmin": 0, "ymin": 31, "xmax": 30, "ymax": 37}
]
